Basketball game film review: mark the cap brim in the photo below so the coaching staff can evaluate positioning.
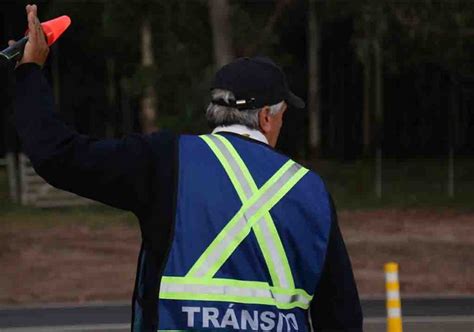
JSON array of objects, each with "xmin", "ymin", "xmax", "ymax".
[{"xmin": 286, "ymin": 91, "xmax": 305, "ymax": 109}]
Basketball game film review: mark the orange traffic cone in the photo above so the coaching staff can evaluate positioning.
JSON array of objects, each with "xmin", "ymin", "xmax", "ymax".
[
  {"xmin": 1, "ymin": 15, "xmax": 71, "ymax": 62},
  {"xmin": 30, "ymin": 15, "xmax": 72, "ymax": 46}
]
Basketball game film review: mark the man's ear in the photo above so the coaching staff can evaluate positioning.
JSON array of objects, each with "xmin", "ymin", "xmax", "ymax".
[{"xmin": 258, "ymin": 106, "xmax": 272, "ymax": 133}]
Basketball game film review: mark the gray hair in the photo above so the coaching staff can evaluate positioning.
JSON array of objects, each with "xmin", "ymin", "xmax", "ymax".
[{"xmin": 206, "ymin": 89, "xmax": 285, "ymax": 130}]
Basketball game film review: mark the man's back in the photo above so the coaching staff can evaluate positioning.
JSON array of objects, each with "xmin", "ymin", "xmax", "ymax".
[{"xmin": 155, "ymin": 133, "xmax": 331, "ymax": 330}]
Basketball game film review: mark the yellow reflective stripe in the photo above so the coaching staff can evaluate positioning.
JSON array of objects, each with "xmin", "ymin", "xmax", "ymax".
[
  {"xmin": 204, "ymin": 165, "xmax": 308, "ymax": 279},
  {"xmin": 215, "ymin": 135, "xmax": 296, "ymax": 288},
  {"xmin": 201, "ymin": 135, "xmax": 282, "ymax": 283},
  {"xmin": 251, "ymin": 223, "xmax": 281, "ymax": 287},
  {"xmin": 163, "ymin": 276, "xmax": 269, "ymax": 288},
  {"xmin": 186, "ymin": 159, "xmax": 295, "ymax": 277},
  {"xmin": 202, "ymin": 134, "xmax": 284, "ymax": 284},
  {"xmin": 200, "ymin": 135, "xmax": 247, "ymax": 201},
  {"xmin": 162, "ymin": 276, "xmax": 311, "ymax": 299},
  {"xmin": 165, "ymin": 135, "xmax": 312, "ymax": 310},
  {"xmin": 386, "ymin": 282, "xmax": 400, "ymax": 291},
  {"xmin": 387, "ymin": 299, "xmax": 401, "ymax": 309},
  {"xmin": 160, "ymin": 276, "xmax": 312, "ymax": 309},
  {"xmin": 260, "ymin": 215, "xmax": 293, "ymax": 286},
  {"xmin": 188, "ymin": 162, "xmax": 307, "ymax": 279},
  {"xmin": 160, "ymin": 291, "xmax": 309, "ymax": 310},
  {"xmin": 210, "ymin": 135, "xmax": 281, "ymax": 285},
  {"xmin": 385, "ymin": 262, "xmax": 398, "ymax": 273},
  {"xmin": 213, "ymin": 135, "xmax": 255, "ymax": 191}
]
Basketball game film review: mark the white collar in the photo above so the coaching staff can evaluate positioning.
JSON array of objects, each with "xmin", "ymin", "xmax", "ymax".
[{"xmin": 212, "ymin": 124, "xmax": 269, "ymax": 145}]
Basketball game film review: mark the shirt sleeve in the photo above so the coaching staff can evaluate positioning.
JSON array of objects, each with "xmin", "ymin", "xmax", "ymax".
[
  {"xmin": 310, "ymin": 195, "xmax": 363, "ymax": 331},
  {"xmin": 13, "ymin": 63, "xmax": 167, "ymax": 213}
]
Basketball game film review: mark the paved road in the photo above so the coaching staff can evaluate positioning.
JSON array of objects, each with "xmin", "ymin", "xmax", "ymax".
[
  {"xmin": 0, "ymin": 297, "xmax": 473, "ymax": 331},
  {"xmin": 363, "ymin": 297, "xmax": 474, "ymax": 332}
]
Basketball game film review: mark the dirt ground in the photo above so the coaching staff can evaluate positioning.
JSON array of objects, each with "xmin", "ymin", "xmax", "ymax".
[
  {"xmin": 0, "ymin": 209, "xmax": 472, "ymax": 305},
  {"xmin": 340, "ymin": 209, "xmax": 474, "ymax": 296}
]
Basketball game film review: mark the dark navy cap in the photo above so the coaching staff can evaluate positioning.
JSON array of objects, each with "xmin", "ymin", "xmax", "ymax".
[{"xmin": 211, "ymin": 56, "xmax": 305, "ymax": 110}]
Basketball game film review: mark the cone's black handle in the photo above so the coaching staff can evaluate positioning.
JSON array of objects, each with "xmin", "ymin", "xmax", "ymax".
[{"xmin": 0, "ymin": 36, "xmax": 29, "ymax": 62}]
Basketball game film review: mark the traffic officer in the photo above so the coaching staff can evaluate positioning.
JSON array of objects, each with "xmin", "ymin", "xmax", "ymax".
[{"xmin": 13, "ymin": 4, "xmax": 362, "ymax": 331}]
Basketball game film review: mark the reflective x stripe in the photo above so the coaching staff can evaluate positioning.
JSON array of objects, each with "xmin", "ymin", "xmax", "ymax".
[
  {"xmin": 160, "ymin": 277, "xmax": 312, "ymax": 309},
  {"xmin": 160, "ymin": 135, "xmax": 312, "ymax": 310},
  {"xmin": 186, "ymin": 147, "xmax": 308, "ymax": 279},
  {"xmin": 197, "ymin": 134, "xmax": 295, "ymax": 288}
]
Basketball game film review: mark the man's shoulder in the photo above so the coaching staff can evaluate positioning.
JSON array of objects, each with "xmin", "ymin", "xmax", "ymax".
[
  {"xmin": 131, "ymin": 130, "xmax": 179, "ymax": 165},
  {"xmin": 144, "ymin": 130, "xmax": 179, "ymax": 148}
]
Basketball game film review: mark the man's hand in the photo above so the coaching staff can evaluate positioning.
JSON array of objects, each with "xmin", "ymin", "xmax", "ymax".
[{"xmin": 8, "ymin": 4, "xmax": 49, "ymax": 67}]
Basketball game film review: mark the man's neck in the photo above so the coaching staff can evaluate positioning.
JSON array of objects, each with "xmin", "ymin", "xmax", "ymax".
[{"xmin": 211, "ymin": 124, "xmax": 269, "ymax": 145}]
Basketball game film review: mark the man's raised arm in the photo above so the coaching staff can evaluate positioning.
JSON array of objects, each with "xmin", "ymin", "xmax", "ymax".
[{"xmin": 13, "ymin": 5, "xmax": 162, "ymax": 213}]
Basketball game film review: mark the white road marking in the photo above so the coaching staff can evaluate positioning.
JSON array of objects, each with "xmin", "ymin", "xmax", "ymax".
[
  {"xmin": 365, "ymin": 315, "xmax": 474, "ymax": 324},
  {"xmin": 1, "ymin": 316, "xmax": 473, "ymax": 331}
]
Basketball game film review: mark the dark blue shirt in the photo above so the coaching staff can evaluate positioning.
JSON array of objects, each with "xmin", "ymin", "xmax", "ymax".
[{"xmin": 14, "ymin": 63, "xmax": 362, "ymax": 331}]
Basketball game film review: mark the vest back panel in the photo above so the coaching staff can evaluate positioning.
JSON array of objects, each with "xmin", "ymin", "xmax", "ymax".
[{"xmin": 158, "ymin": 133, "xmax": 331, "ymax": 331}]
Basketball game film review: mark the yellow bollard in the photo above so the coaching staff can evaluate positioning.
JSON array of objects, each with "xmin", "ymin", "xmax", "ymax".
[{"xmin": 385, "ymin": 262, "xmax": 403, "ymax": 332}]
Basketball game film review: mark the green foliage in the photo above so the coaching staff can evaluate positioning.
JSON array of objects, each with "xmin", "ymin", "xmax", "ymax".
[
  {"xmin": 314, "ymin": 158, "xmax": 474, "ymax": 210},
  {"xmin": 231, "ymin": 1, "xmax": 277, "ymax": 56},
  {"xmin": 333, "ymin": 0, "xmax": 474, "ymax": 75},
  {"xmin": 102, "ymin": 0, "xmax": 215, "ymax": 132},
  {"xmin": 308, "ymin": 0, "xmax": 474, "ymax": 76},
  {"xmin": 47, "ymin": 0, "xmax": 213, "ymax": 132},
  {"xmin": 43, "ymin": 0, "xmax": 474, "ymax": 134},
  {"xmin": 386, "ymin": 1, "xmax": 474, "ymax": 75}
]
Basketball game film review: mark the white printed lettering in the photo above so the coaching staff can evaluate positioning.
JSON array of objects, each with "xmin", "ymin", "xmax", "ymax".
[
  {"xmin": 221, "ymin": 304, "xmax": 239, "ymax": 329},
  {"xmin": 180, "ymin": 305, "xmax": 299, "ymax": 331},
  {"xmin": 181, "ymin": 306, "xmax": 200, "ymax": 327},
  {"xmin": 202, "ymin": 307, "xmax": 220, "ymax": 328},
  {"xmin": 241, "ymin": 310, "xmax": 258, "ymax": 330},
  {"xmin": 277, "ymin": 312, "xmax": 299, "ymax": 331},
  {"xmin": 260, "ymin": 311, "xmax": 276, "ymax": 331}
]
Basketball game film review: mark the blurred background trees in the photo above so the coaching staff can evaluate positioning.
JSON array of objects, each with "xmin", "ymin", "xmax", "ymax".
[
  {"xmin": 1, "ymin": 0, "xmax": 473, "ymax": 161},
  {"xmin": 1, "ymin": 2, "xmax": 473, "ymax": 303}
]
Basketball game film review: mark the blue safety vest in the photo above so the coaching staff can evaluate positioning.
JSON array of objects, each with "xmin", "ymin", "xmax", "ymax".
[{"xmin": 139, "ymin": 133, "xmax": 331, "ymax": 331}]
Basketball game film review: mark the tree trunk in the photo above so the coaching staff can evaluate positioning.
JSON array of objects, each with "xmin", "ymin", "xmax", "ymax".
[
  {"xmin": 374, "ymin": 39, "xmax": 383, "ymax": 151},
  {"xmin": 374, "ymin": 38, "xmax": 383, "ymax": 198},
  {"xmin": 208, "ymin": 0, "xmax": 234, "ymax": 68},
  {"xmin": 106, "ymin": 58, "xmax": 116, "ymax": 138},
  {"xmin": 140, "ymin": 17, "xmax": 157, "ymax": 134},
  {"xmin": 244, "ymin": 0, "xmax": 291, "ymax": 56},
  {"xmin": 362, "ymin": 43, "xmax": 372, "ymax": 155},
  {"xmin": 307, "ymin": 0, "xmax": 321, "ymax": 157},
  {"xmin": 120, "ymin": 77, "xmax": 133, "ymax": 134},
  {"xmin": 102, "ymin": 5, "xmax": 116, "ymax": 138}
]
